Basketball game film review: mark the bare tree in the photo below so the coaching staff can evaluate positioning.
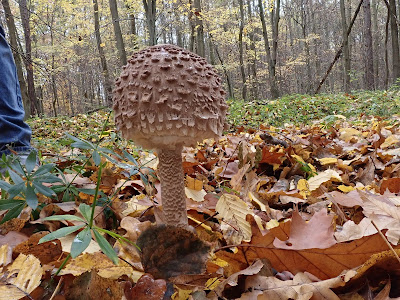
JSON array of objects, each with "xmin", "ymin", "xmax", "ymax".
[
  {"xmin": 340, "ymin": 0, "xmax": 351, "ymax": 92},
  {"xmin": 238, "ymin": 0, "xmax": 247, "ymax": 100},
  {"xmin": 258, "ymin": 0, "xmax": 280, "ymax": 99},
  {"xmin": 18, "ymin": 0, "xmax": 41, "ymax": 115},
  {"xmin": 389, "ymin": 0, "xmax": 400, "ymax": 82},
  {"xmin": 363, "ymin": 0, "xmax": 375, "ymax": 89},
  {"xmin": 143, "ymin": 0, "xmax": 157, "ymax": 45},
  {"xmin": 109, "ymin": 0, "xmax": 127, "ymax": 66},
  {"xmin": 93, "ymin": 0, "xmax": 113, "ymax": 106}
]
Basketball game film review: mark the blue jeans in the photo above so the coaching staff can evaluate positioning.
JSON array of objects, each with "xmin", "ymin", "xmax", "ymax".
[{"xmin": 0, "ymin": 24, "xmax": 32, "ymax": 156}]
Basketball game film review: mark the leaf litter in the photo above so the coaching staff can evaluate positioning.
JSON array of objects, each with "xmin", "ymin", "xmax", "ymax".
[{"xmin": 0, "ymin": 113, "xmax": 400, "ymax": 298}]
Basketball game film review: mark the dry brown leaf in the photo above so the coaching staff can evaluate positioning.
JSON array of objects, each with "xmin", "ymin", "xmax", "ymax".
[
  {"xmin": 0, "ymin": 254, "xmax": 42, "ymax": 300},
  {"xmin": 239, "ymin": 271, "xmax": 355, "ymax": 300},
  {"xmin": 216, "ymin": 216, "xmax": 400, "ymax": 280},
  {"xmin": 273, "ymin": 209, "xmax": 337, "ymax": 250},
  {"xmin": 216, "ymin": 194, "xmax": 252, "ymax": 243}
]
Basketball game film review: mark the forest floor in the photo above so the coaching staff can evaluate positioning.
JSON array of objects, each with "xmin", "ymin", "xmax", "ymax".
[{"xmin": 1, "ymin": 90, "xmax": 400, "ymax": 299}]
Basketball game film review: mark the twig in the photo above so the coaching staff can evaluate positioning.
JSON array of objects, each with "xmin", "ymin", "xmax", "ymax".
[
  {"xmin": 370, "ymin": 219, "xmax": 400, "ymax": 265},
  {"xmin": 49, "ymin": 277, "xmax": 63, "ymax": 300}
]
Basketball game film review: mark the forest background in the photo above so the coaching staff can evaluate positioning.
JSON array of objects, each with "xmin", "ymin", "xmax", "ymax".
[{"xmin": 1, "ymin": 0, "xmax": 400, "ymax": 118}]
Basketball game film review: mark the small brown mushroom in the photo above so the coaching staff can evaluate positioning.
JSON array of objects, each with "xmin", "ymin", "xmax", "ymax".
[{"xmin": 113, "ymin": 44, "xmax": 228, "ymax": 227}]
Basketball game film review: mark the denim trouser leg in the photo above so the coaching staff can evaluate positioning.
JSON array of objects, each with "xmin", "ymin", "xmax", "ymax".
[{"xmin": 0, "ymin": 24, "xmax": 32, "ymax": 156}]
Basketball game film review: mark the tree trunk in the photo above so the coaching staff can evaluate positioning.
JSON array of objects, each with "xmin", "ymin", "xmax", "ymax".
[
  {"xmin": 258, "ymin": 0, "xmax": 279, "ymax": 99},
  {"xmin": 143, "ymin": 0, "xmax": 156, "ymax": 46},
  {"xmin": 109, "ymin": 0, "xmax": 127, "ymax": 66},
  {"xmin": 188, "ymin": 0, "xmax": 195, "ymax": 52},
  {"xmin": 93, "ymin": 0, "xmax": 113, "ymax": 106},
  {"xmin": 18, "ymin": 0, "xmax": 40, "ymax": 116},
  {"xmin": 389, "ymin": 0, "xmax": 400, "ymax": 82},
  {"xmin": 2, "ymin": 0, "xmax": 30, "ymax": 118},
  {"xmin": 193, "ymin": 0, "xmax": 205, "ymax": 57},
  {"xmin": 363, "ymin": 0, "xmax": 375, "ymax": 89},
  {"xmin": 340, "ymin": 0, "xmax": 351, "ymax": 92},
  {"xmin": 238, "ymin": 0, "xmax": 247, "ymax": 100},
  {"xmin": 247, "ymin": 0, "xmax": 258, "ymax": 100}
]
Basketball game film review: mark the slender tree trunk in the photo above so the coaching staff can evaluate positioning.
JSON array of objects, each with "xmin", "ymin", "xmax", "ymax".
[
  {"xmin": 188, "ymin": 0, "xmax": 195, "ymax": 52},
  {"xmin": 315, "ymin": 0, "xmax": 363, "ymax": 94},
  {"xmin": 247, "ymin": 0, "xmax": 258, "ymax": 99},
  {"xmin": 371, "ymin": 0, "xmax": 379, "ymax": 87},
  {"xmin": 93, "ymin": 0, "xmax": 113, "ymax": 106},
  {"xmin": 389, "ymin": 0, "xmax": 400, "ymax": 82},
  {"xmin": 193, "ymin": 0, "xmax": 205, "ymax": 57},
  {"xmin": 258, "ymin": 0, "xmax": 279, "ymax": 99},
  {"xmin": 18, "ymin": 0, "xmax": 40, "ymax": 116},
  {"xmin": 340, "ymin": 0, "xmax": 351, "ymax": 92},
  {"xmin": 238, "ymin": 0, "xmax": 247, "ymax": 100},
  {"xmin": 2, "ymin": 0, "xmax": 30, "ymax": 118},
  {"xmin": 143, "ymin": 0, "xmax": 156, "ymax": 46},
  {"xmin": 363, "ymin": 0, "xmax": 375, "ymax": 89},
  {"xmin": 109, "ymin": 0, "xmax": 127, "ymax": 66}
]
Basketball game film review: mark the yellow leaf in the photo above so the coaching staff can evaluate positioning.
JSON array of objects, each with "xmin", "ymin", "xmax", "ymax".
[
  {"xmin": 172, "ymin": 287, "xmax": 192, "ymax": 300},
  {"xmin": 318, "ymin": 157, "xmax": 338, "ymax": 165},
  {"xmin": 338, "ymin": 185, "xmax": 355, "ymax": 192},
  {"xmin": 291, "ymin": 154, "xmax": 305, "ymax": 163},
  {"xmin": 186, "ymin": 176, "xmax": 203, "ymax": 190},
  {"xmin": 100, "ymin": 42, "xmax": 105, "ymax": 47},
  {"xmin": 216, "ymin": 194, "xmax": 252, "ymax": 242},
  {"xmin": 206, "ymin": 277, "xmax": 221, "ymax": 290},
  {"xmin": 381, "ymin": 135, "xmax": 399, "ymax": 149},
  {"xmin": 307, "ymin": 169, "xmax": 342, "ymax": 191},
  {"xmin": 60, "ymin": 253, "xmax": 133, "ymax": 278},
  {"xmin": 339, "ymin": 128, "xmax": 362, "ymax": 142},
  {"xmin": 185, "ymin": 187, "xmax": 206, "ymax": 202},
  {"xmin": 266, "ymin": 219, "xmax": 279, "ymax": 229},
  {"xmin": 0, "ymin": 254, "xmax": 42, "ymax": 300},
  {"xmin": 0, "ymin": 244, "xmax": 11, "ymax": 268},
  {"xmin": 297, "ymin": 179, "xmax": 310, "ymax": 199},
  {"xmin": 188, "ymin": 216, "xmax": 212, "ymax": 231}
]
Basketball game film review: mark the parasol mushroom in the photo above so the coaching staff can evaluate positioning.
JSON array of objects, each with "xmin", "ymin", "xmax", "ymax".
[{"xmin": 113, "ymin": 44, "xmax": 228, "ymax": 228}]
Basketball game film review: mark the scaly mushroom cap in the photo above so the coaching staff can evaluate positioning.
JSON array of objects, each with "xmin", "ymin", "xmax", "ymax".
[{"xmin": 113, "ymin": 44, "xmax": 228, "ymax": 150}]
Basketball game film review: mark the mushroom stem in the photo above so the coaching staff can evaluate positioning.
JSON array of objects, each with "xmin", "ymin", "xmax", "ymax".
[{"xmin": 157, "ymin": 147, "xmax": 188, "ymax": 227}]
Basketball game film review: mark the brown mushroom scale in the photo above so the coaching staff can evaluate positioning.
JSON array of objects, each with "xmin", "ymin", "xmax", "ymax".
[{"xmin": 113, "ymin": 44, "xmax": 228, "ymax": 227}]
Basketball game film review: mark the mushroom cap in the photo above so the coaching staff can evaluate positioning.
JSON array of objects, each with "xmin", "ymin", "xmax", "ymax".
[{"xmin": 113, "ymin": 44, "xmax": 228, "ymax": 150}]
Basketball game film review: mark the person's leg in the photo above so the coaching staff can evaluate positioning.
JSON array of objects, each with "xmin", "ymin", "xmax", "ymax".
[{"xmin": 0, "ymin": 24, "xmax": 33, "ymax": 156}]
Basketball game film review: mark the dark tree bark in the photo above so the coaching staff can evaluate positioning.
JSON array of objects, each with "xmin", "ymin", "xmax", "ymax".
[
  {"xmin": 315, "ymin": 0, "xmax": 363, "ymax": 94},
  {"xmin": 2, "ymin": 0, "xmax": 29, "ymax": 118},
  {"xmin": 340, "ymin": 0, "xmax": 351, "ymax": 92},
  {"xmin": 247, "ymin": 0, "xmax": 258, "ymax": 100},
  {"xmin": 109, "ymin": 0, "xmax": 127, "ymax": 66},
  {"xmin": 18, "ymin": 0, "xmax": 40, "ymax": 116},
  {"xmin": 143, "ymin": 0, "xmax": 156, "ymax": 46},
  {"xmin": 363, "ymin": 0, "xmax": 375, "ymax": 89},
  {"xmin": 193, "ymin": 0, "xmax": 205, "ymax": 57},
  {"xmin": 258, "ymin": 0, "xmax": 280, "ymax": 99},
  {"xmin": 93, "ymin": 0, "xmax": 113, "ymax": 106},
  {"xmin": 389, "ymin": 0, "xmax": 400, "ymax": 82},
  {"xmin": 238, "ymin": 0, "xmax": 247, "ymax": 100}
]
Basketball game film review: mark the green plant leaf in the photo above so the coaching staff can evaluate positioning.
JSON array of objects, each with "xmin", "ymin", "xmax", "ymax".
[
  {"xmin": 78, "ymin": 203, "xmax": 92, "ymax": 223},
  {"xmin": 122, "ymin": 150, "xmax": 139, "ymax": 166},
  {"xmin": 25, "ymin": 183, "xmax": 38, "ymax": 210},
  {"xmin": 33, "ymin": 164, "xmax": 55, "ymax": 177},
  {"xmin": 0, "ymin": 201, "xmax": 25, "ymax": 224},
  {"xmin": 32, "ymin": 181, "xmax": 56, "ymax": 197},
  {"xmin": 0, "ymin": 199, "xmax": 25, "ymax": 210},
  {"xmin": 70, "ymin": 227, "xmax": 92, "ymax": 258},
  {"xmin": 8, "ymin": 169, "xmax": 24, "ymax": 184},
  {"xmin": 92, "ymin": 229, "xmax": 119, "ymax": 264},
  {"xmin": 43, "ymin": 214, "xmax": 86, "ymax": 222},
  {"xmin": 25, "ymin": 151, "xmax": 37, "ymax": 173},
  {"xmin": 7, "ymin": 181, "xmax": 26, "ymax": 200},
  {"xmin": 38, "ymin": 225, "xmax": 85, "ymax": 244},
  {"xmin": 0, "ymin": 180, "xmax": 11, "ymax": 191},
  {"xmin": 92, "ymin": 150, "xmax": 101, "ymax": 166}
]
